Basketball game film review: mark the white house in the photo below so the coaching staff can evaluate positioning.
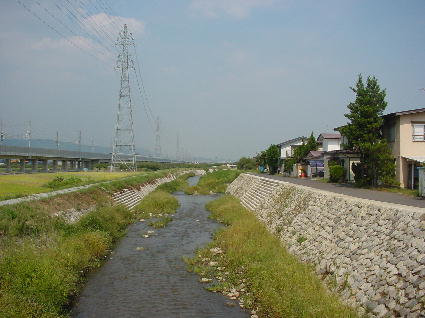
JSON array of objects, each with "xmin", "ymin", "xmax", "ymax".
[
  {"xmin": 278, "ymin": 136, "xmax": 306, "ymax": 159},
  {"xmin": 317, "ymin": 133, "xmax": 341, "ymax": 152}
]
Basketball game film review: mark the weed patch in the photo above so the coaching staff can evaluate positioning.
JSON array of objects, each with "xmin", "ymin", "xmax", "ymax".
[
  {"xmin": 157, "ymin": 172, "xmax": 194, "ymax": 193},
  {"xmin": 188, "ymin": 170, "xmax": 241, "ymax": 194},
  {"xmin": 134, "ymin": 190, "xmax": 179, "ymax": 218},
  {"xmin": 187, "ymin": 195, "xmax": 359, "ymax": 318},
  {"xmin": 149, "ymin": 216, "xmax": 173, "ymax": 228},
  {"xmin": 0, "ymin": 169, "xmax": 184, "ymax": 317}
]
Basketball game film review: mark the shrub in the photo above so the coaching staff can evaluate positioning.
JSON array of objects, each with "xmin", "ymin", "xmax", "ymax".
[
  {"xmin": 283, "ymin": 158, "xmax": 296, "ymax": 174},
  {"xmin": 45, "ymin": 176, "xmax": 83, "ymax": 189},
  {"xmin": 329, "ymin": 165, "xmax": 345, "ymax": 183},
  {"xmin": 236, "ymin": 157, "xmax": 256, "ymax": 170}
]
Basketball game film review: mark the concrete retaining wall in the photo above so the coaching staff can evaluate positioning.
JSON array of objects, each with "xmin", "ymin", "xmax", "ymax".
[{"xmin": 227, "ymin": 173, "xmax": 425, "ymax": 317}]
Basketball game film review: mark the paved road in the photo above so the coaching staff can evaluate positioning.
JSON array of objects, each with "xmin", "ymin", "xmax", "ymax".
[{"xmin": 252, "ymin": 173, "xmax": 425, "ymax": 209}]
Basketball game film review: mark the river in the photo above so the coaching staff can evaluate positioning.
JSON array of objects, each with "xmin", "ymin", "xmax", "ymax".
[{"xmin": 71, "ymin": 176, "xmax": 248, "ymax": 318}]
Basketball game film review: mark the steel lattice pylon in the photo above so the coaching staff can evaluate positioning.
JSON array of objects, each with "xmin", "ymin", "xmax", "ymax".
[{"xmin": 111, "ymin": 24, "xmax": 136, "ymax": 171}]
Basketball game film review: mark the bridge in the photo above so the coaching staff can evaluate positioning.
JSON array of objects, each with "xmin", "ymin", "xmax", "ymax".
[{"xmin": 0, "ymin": 145, "xmax": 178, "ymax": 173}]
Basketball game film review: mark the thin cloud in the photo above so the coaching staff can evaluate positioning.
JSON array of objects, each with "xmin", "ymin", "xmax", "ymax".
[
  {"xmin": 82, "ymin": 12, "xmax": 145, "ymax": 39},
  {"xmin": 31, "ymin": 12, "xmax": 145, "ymax": 61},
  {"xmin": 190, "ymin": 0, "xmax": 275, "ymax": 19}
]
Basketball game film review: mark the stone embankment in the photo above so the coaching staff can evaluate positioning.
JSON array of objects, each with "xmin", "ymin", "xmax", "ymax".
[
  {"xmin": 227, "ymin": 173, "xmax": 425, "ymax": 318},
  {"xmin": 112, "ymin": 174, "xmax": 177, "ymax": 210}
]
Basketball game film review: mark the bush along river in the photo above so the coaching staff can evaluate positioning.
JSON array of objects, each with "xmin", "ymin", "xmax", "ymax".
[{"xmin": 72, "ymin": 176, "xmax": 248, "ymax": 318}]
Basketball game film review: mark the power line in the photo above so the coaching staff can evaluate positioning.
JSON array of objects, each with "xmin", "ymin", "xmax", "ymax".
[
  {"xmin": 133, "ymin": 42, "xmax": 155, "ymax": 127},
  {"xmin": 34, "ymin": 0, "xmax": 111, "ymax": 59},
  {"xmin": 69, "ymin": 0, "xmax": 117, "ymax": 46},
  {"xmin": 57, "ymin": 0, "xmax": 116, "ymax": 55},
  {"xmin": 16, "ymin": 0, "xmax": 101, "ymax": 61}
]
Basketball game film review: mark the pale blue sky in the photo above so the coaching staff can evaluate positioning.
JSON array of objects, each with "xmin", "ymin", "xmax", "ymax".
[{"xmin": 1, "ymin": 0, "xmax": 424, "ymax": 161}]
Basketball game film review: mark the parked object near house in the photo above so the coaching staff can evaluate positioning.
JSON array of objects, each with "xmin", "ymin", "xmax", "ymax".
[
  {"xmin": 383, "ymin": 107, "xmax": 425, "ymax": 189},
  {"xmin": 305, "ymin": 133, "xmax": 343, "ymax": 179},
  {"xmin": 305, "ymin": 151, "xmax": 324, "ymax": 177}
]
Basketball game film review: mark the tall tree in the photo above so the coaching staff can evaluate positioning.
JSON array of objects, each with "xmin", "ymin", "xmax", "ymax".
[
  {"xmin": 265, "ymin": 144, "xmax": 280, "ymax": 174},
  {"xmin": 340, "ymin": 75, "xmax": 395, "ymax": 186},
  {"xmin": 293, "ymin": 132, "xmax": 318, "ymax": 163}
]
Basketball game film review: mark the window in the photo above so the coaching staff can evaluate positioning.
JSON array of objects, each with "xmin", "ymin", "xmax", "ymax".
[{"xmin": 412, "ymin": 123, "xmax": 425, "ymax": 141}]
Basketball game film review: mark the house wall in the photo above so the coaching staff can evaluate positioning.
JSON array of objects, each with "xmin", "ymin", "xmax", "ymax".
[
  {"xmin": 280, "ymin": 140, "xmax": 304, "ymax": 158},
  {"xmin": 323, "ymin": 139, "xmax": 341, "ymax": 152},
  {"xmin": 399, "ymin": 112, "xmax": 425, "ymax": 157},
  {"xmin": 386, "ymin": 113, "xmax": 425, "ymax": 187}
]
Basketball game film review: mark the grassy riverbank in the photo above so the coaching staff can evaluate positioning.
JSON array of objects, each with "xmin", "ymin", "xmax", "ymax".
[
  {"xmin": 0, "ymin": 171, "xmax": 145, "ymax": 201},
  {"xmin": 187, "ymin": 195, "xmax": 359, "ymax": 318},
  {"xmin": 187, "ymin": 169, "xmax": 241, "ymax": 194},
  {"xmin": 0, "ymin": 169, "xmax": 182, "ymax": 318}
]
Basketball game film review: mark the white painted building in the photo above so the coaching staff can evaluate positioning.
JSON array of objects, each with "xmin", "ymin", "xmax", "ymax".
[
  {"xmin": 317, "ymin": 133, "xmax": 341, "ymax": 152},
  {"xmin": 278, "ymin": 136, "xmax": 306, "ymax": 159}
]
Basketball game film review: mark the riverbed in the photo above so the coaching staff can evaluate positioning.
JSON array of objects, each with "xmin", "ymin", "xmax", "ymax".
[{"xmin": 72, "ymin": 176, "xmax": 248, "ymax": 318}]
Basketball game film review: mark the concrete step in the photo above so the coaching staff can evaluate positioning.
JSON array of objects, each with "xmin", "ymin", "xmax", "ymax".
[
  {"xmin": 243, "ymin": 196, "xmax": 260, "ymax": 209},
  {"xmin": 244, "ymin": 192, "xmax": 262, "ymax": 206}
]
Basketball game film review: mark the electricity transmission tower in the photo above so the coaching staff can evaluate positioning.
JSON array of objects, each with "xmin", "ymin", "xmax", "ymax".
[
  {"xmin": 154, "ymin": 116, "xmax": 162, "ymax": 158},
  {"xmin": 111, "ymin": 24, "xmax": 137, "ymax": 171}
]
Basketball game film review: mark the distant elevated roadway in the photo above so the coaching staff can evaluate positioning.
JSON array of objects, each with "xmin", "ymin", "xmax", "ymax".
[{"xmin": 0, "ymin": 145, "xmax": 177, "ymax": 173}]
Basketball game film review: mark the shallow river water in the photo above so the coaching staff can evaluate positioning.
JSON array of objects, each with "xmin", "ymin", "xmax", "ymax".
[{"xmin": 72, "ymin": 176, "xmax": 248, "ymax": 318}]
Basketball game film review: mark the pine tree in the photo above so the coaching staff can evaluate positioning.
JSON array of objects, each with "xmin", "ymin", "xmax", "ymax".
[{"xmin": 341, "ymin": 75, "xmax": 395, "ymax": 186}]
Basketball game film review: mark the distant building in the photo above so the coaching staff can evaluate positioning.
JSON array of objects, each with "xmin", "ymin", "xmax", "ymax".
[
  {"xmin": 278, "ymin": 136, "xmax": 306, "ymax": 176},
  {"xmin": 317, "ymin": 133, "xmax": 341, "ymax": 152},
  {"xmin": 278, "ymin": 136, "xmax": 306, "ymax": 159},
  {"xmin": 306, "ymin": 133, "xmax": 341, "ymax": 178}
]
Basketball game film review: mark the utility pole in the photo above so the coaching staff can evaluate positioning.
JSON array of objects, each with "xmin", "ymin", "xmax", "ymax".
[
  {"xmin": 154, "ymin": 116, "xmax": 162, "ymax": 158},
  {"xmin": 26, "ymin": 120, "xmax": 31, "ymax": 158},
  {"xmin": 0, "ymin": 120, "xmax": 4, "ymax": 154},
  {"xmin": 111, "ymin": 24, "xmax": 137, "ymax": 171},
  {"xmin": 78, "ymin": 130, "xmax": 82, "ymax": 160},
  {"xmin": 55, "ymin": 131, "xmax": 60, "ymax": 151},
  {"xmin": 176, "ymin": 133, "xmax": 180, "ymax": 161},
  {"xmin": 0, "ymin": 120, "xmax": 4, "ymax": 143}
]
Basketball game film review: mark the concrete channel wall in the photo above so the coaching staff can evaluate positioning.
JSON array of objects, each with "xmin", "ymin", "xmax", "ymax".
[{"xmin": 227, "ymin": 173, "xmax": 425, "ymax": 317}]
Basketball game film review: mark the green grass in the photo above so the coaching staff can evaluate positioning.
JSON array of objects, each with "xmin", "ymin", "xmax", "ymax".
[
  {"xmin": 156, "ymin": 172, "xmax": 195, "ymax": 194},
  {"xmin": 149, "ymin": 216, "xmax": 173, "ymax": 228},
  {"xmin": 134, "ymin": 190, "xmax": 179, "ymax": 219},
  {"xmin": 187, "ymin": 169, "xmax": 241, "ymax": 194},
  {"xmin": 187, "ymin": 195, "xmax": 359, "ymax": 318},
  {"xmin": 369, "ymin": 186, "xmax": 419, "ymax": 197},
  {"xmin": 0, "ymin": 169, "xmax": 183, "ymax": 317},
  {"xmin": 0, "ymin": 204, "xmax": 134, "ymax": 318},
  {"xmin": 0, "ymin": 171, "xmax": 146, "ymax": 201}
]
